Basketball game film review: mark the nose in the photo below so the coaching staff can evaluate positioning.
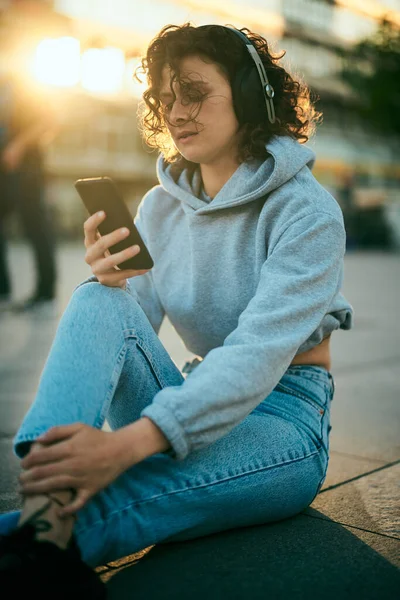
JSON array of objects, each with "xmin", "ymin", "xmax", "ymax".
[{"xmin": 169, "ymin": 98, "xmax": 192, "ymax": 125}]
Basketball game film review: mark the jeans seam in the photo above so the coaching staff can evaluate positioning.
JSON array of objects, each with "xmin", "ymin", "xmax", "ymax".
[
  {"xmin": 123, "ymin": 329, "xmax": 170, "ymax": 391},
  {"xmin": 275, "ymin": 382, "xmax": 326, "ymax": 413},
  {"xmin": 307, "ymin": 449, "xmax": 330, "ymax": 505},
  {"xmin": 94, "ymin": 342, "xmax": 127, "ymax": 429},
  {"xmin": 74, "ymin": 447, "xmax": 320, "ymax": 535}
]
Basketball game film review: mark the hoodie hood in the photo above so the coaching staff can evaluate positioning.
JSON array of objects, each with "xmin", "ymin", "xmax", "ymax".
[{"xmin": 156, "ymin": 134, "xmax": 316, "ymax": 214}]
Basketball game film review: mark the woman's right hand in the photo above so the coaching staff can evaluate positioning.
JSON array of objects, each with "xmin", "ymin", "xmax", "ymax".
[{"xmin": 83, "ymin": 211, "xmax": 151, "ymax": 289}]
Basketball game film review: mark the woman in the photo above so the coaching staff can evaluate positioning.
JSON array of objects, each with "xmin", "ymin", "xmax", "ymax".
[{"xmin": 0, "ymin": 23, "xmax": 353, "ymax": 596}]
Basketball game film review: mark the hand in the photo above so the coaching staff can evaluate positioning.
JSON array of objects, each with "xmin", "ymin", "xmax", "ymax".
[
  {"xmin": 19, "ymin": 423, "xmax": 134, "ymax": 516},
  {"xmin": 84, "ymin": 211, "xmax": 151, "ymax": 288},
  {"xmin": 2, "ymin": 141, "xmax": 25, "ymax": 172}
]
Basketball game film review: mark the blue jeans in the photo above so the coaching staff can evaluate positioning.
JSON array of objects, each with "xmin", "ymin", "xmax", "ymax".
[{"xmin": 2, "ymin": 282, "xmax": 335, "ymax": 567}]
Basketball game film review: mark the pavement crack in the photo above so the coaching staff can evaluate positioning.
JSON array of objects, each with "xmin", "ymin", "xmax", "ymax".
[
  {"xmin": 320, "ymin": 459, "xmax": 400, "ymax": 493},
  {"xmin": 299, "ymin": 513, "xmax": 400, "ymax": 541}
]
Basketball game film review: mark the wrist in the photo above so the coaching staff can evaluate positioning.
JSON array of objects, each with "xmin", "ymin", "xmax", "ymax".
[{"xmin": 112, "ymin": 417, "xmax": 171, "ymax": 471}]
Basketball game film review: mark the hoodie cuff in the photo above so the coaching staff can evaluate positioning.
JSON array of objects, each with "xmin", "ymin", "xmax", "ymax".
[{"xmin": 140, "ymin": 404, "xmax": 189, "ymax": 461}]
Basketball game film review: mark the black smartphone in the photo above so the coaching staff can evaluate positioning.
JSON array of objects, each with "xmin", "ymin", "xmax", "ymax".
[{"xmin": 74, "ymin": 176, "xmax": 154, "ymax": 271}]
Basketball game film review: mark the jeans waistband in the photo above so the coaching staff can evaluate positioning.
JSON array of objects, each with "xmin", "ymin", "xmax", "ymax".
[{"xmin": 285, "ymin": 364, "xmax": 333, "ymax": 385}]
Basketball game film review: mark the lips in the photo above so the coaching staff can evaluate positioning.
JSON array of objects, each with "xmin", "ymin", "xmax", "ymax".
[{"xmin": 177, "ymin": 131, "xmax": 198, "ymax": 140}]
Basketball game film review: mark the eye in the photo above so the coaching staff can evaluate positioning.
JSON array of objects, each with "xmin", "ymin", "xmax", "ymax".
[
  {"xmin": 161, "ymin": 91, "xmax": 204, "ymax": 112},
  {"xmin": 159, "ymin": 100, "xmax": 173, "ymax": 113},
  {"xmin": 185, "ymin": 91, "xmax": 203, "ymax": 102}
]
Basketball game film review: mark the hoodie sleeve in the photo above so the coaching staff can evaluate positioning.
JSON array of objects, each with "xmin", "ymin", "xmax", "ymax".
[
  {"xmin": 74, "ymin": 200, "xmax": 165, "ymax": 335},
  {"xmin": 140, "ymin": 212, "xmax": 346, "ymax": 461}
]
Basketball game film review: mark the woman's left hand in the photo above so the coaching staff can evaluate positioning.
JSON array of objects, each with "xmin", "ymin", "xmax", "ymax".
[{"xmin": 19, "ymin": 423, "xmax": 131, "ymax": 516}]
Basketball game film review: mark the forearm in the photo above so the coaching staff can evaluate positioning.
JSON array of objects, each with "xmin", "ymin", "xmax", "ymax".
[{"xmin": 112, "ymin": 417, "xmax": 171, "ymax": 471}]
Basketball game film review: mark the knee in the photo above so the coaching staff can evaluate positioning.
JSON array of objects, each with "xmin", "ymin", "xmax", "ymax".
[
  {"xmin": 72, "ymin": 280, "xmax": 125, "ymax": 309},
  {"xmin": 70, "ymin": 280, "xmax": 140, "ymax": 321}
]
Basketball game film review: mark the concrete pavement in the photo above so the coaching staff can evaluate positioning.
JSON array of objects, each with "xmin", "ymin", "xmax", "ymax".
[{"xmin": 0, "ymin": 242, "xmax": 399, "ymax": 598}]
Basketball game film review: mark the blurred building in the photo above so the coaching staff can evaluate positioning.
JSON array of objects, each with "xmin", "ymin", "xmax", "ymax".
[{"xmin": 2, "ymin": 0, "xmax": 399, "ymax": 245}]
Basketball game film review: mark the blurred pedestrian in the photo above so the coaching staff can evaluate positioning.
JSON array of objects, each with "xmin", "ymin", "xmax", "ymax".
[
  {"xmin": 338, "ymin": 171, "xmax": 357, "ymax": 251},
  {"xmin": 0, "ymin": 1, "xmax": 59, "ymax": 313}
]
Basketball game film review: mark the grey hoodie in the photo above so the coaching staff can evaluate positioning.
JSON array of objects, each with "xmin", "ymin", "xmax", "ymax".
[{"xmin": 78, "ymin": 134, "xmax": 354, "ymax": 461}]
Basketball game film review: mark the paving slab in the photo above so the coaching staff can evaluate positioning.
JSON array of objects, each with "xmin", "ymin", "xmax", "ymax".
[
  {"xmin": 0, "ymin": 394, "xmax": 35, "ymax": 436},
  {"xmin": 102, "ymin": 456, "xmax": 400, "ymax": 598},
  {"xmin": 321, "ymin": 450, "xmax": 387, "ymax": 489},
  {"xmin": 330, "ymin": 327, "xmax": 400, "ymax": 374},
  {"xmin": 0, "ymin": 313, "xmax": 57, "ymax": 361},
  {"xmin": 328, "ymin": 363, "xmax": 400, "ymax": 462},
  {"xmin": 104, "ymin": 512, "xmax": 400, "ymax": 599},
  {"xmin": 328, "ymin": 251, "xmax": 399, "ymax": 374},
  {"xmin": 1, "ymin": 370, "xmax": 45, "ymax": 394},
  {"xmin": 304, "ymin": 462, "xmax": 400, "ymax": 538}
]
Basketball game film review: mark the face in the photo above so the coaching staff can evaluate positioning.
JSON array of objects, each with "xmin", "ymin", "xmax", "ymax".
[{"xmin": 159, "ymin": 55, "xmax": 241, "ymax": 166}]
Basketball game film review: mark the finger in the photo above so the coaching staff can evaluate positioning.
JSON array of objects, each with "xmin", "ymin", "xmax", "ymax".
[
  {"xmin": 58, "ymin": 490, "xmax": 91, "ymax": 517},
  {"xmin": 18, "ymin": 463, "xmax": 68, "ymax": 485},
  {"xmin": 95, "ymin": 267, "xmax": 151, "ymax": 286},
  {"xmin": 19, "ymin": 474, "xmax": 75, "ymax": 495},
  {"xmin": 21, "ymin": 442, "xmax": 69, "ymax": 469},
  {"xmin": 95, "ymin": 245, "xmax": 141, "ymax": 272},
  {"xmin": 83, "ymin": 211, "xmax": 106, "ymax": 247},
  {"xmin": 120, "ymin": 269, "xmax": 150, "ymax": 277},
  {"xmin": 36, "ymin": 423, "xmax": 83, "ymax": 445},
  {"xmin": 85, "ymin": 226, "xmax": 130, "ymax": 264}
]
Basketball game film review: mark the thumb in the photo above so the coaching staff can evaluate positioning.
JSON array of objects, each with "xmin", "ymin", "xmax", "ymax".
[{"xmin": 58, "ymin": 490, "xmax": 90, "ymax": 518}]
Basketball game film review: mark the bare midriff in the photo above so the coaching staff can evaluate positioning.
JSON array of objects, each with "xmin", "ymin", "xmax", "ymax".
[{"xmin": 289, "ymin": 334, "xmax": 332, "ymax": 372}]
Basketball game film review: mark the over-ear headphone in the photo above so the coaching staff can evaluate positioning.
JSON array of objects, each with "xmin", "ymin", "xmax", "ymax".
[
  {"xmin": 197, "ymin": 25, "xmax": 276, "ymax": 125},
  {"xmin": 225, "ymin": 26, "xmax": 276, "ymax": 124}
]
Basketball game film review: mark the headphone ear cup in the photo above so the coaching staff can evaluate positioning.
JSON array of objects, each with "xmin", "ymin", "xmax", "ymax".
[{"xmin": 232, "ymin": 64, "xmax": 267, "ymax": 125}]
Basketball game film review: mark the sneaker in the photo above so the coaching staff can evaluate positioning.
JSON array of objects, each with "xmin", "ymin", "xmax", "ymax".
[{"xmin": 0, "ymin": 522, "xmax": 107, "ymax": 599}]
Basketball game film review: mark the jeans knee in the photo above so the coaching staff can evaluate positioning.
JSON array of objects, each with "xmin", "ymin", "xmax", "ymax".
[
  {"xmin": 71, "ymin": 280, "xmax": 140, "ymax": 323},
  {"xmin": 73, "ymin": 280, "xmax": 125, "ymax": 303}
]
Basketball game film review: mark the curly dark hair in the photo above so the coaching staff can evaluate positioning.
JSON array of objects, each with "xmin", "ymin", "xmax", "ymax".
[{"xmin": 134, "ymin": 23, "xmax": 322, "ymax": 168}]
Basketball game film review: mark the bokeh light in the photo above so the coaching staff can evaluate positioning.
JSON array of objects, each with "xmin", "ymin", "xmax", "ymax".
[
  {"xmin": 31, "ymin": 37, "xmax": 81, "ymax": 87},
  {"xmin": 81, "ymin": 47, "xmax": 125, "ymax": 94}
]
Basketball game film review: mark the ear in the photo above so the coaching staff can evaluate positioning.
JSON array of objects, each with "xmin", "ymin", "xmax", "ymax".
[{"xmin": 232, "ymin": 64, "xmax": 266, "ymax": 125}]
